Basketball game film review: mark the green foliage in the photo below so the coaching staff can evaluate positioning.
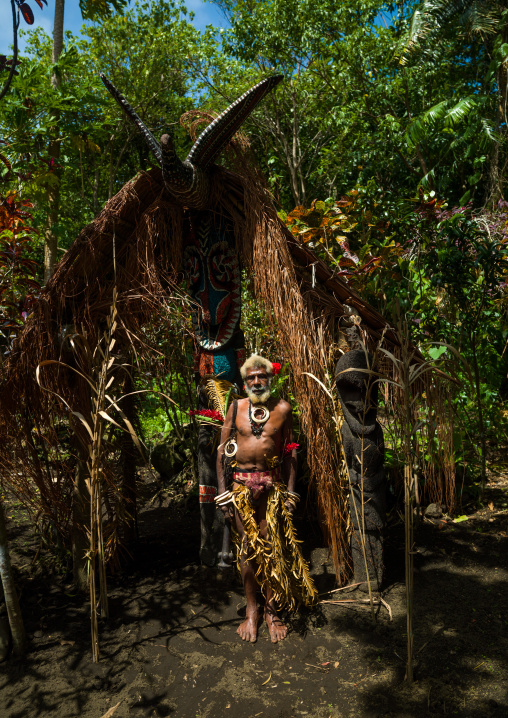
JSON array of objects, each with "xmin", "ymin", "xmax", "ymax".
[
  {"xmin": 0, "ymin": 0, "xmax": 200, "ymax": 271},
  {"xmin": 136, "ymin": 301, "xmax": 198, "ymax": 444},
  {"xmin": 79, "ymin": 0, "xmax": 129, "ymax": 20},
  {"xmin": 399, "ymin": 0, "xmax": 502, "ymax": 66},
  {"xmin": 406, "ymin": 198, "xmax": 508, "ymax": 471},
  {"xmin": 139, "ymin": 377, "xmax": 193, "ymax": 440}
]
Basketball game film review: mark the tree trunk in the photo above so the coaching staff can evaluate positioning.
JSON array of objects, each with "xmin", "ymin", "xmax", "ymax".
[
  {"xmin": 52, "ymin": 0, "xmax": 65, "ymax": 71},
  {"xmin": 470, "ymin": 331, "xmax": 487, "ymax": 491},
  {"xmin": 44, "ymin": 0, "xmax": 65, "ymax": 284},
  {"xmin": 43, "ymin": 136, "xmax": 61, "ymax": 284},
  {"xmin": 0, "ymin": 499, "xmax": 26, "ymax": 656}
]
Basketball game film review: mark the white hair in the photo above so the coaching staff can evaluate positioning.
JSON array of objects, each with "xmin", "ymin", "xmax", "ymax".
[{"xmin": 240, "ymin": 354, "xmax": 273, "ymax": 380}]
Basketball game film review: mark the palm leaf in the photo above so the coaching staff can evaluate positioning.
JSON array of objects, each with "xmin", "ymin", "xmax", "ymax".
[
  {"xmin": 405, "ymin": 100, "xmax": 448, "ymax": 146},
  {"xmin": 202, "ymin": 377, "xmax": 241, "ymax": 416},
  {"xmin": 443, "ymin": 96, "xmax": 477, "ymax": 127},
  {"xmin": 405, "ymin": 96, "xmax": 481, "ymax": 151},
  {"xmin": 399, "ymin": 0, "xmax": 500, "ymax": 65}
]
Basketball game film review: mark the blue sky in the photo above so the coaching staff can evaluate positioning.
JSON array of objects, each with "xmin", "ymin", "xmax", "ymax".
[
  {"xmin": 1, "ymin": 0, "xmax": 228, "ymax": 55},
  {"xmin": 1, "ymin": 1, "xmax": 398, "ymax": 57}
]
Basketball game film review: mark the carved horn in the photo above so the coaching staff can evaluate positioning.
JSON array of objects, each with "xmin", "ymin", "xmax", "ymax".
[
  {"xmin": 186, "ymin": 74, "xmax": 283, "ymax": 169},
  {"xmin": 100, "ymin": 72, "xmax": 283, "ymax": 208},
  {"xmin": 99, "ymin": 73, "xmax": 162, "ymax": 165},
  {"xmin": 100, "ymin": 72, "xmax": 209, "ymax": 207}
]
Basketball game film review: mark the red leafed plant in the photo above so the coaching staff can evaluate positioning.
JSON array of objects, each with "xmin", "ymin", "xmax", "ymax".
[
  {"xmin": 0, "ymin": 191, "xmax": 41, "ymax": 351},
  {"xmin": 189, "ymin": 408, "xmax": 224, "ymax": 422},
  {"xmin": 19, "ymin": 2, "xmax": 35, "ymax": 24}
]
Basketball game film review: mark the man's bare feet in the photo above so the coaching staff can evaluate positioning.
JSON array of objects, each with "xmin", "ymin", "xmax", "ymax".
[
  {"xmin": 264, "ymin": 605, "xmax": 288, "ymax": 643},
  {"xmin": 237, "ymin": 609, "xmax": 260, "ymax": 643}
]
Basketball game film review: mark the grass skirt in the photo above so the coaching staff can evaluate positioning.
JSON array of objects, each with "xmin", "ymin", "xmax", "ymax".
[{"xmin": 232, "ymin": 483, "xmax": 318, "ymax": 612}]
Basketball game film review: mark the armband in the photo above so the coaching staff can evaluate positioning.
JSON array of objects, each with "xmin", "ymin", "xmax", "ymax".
[{"xmin": 215, "ymin": 490, "xmax": 234, "ymax": 507}]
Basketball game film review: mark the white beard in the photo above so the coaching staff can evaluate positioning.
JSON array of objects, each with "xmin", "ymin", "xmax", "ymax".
[{"xmin": 245, "ymin": 381, "xmax": 272, "ymax": 405}]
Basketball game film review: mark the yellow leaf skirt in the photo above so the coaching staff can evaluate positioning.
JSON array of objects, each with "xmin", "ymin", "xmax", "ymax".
[{"xmin": 231, "ymin": 483, "xmax": 318, "ymax": 612}]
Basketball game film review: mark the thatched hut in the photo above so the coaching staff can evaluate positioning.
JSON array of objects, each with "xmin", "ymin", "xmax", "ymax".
[{"xmin": 0, "ymin": 159, "xmax": 455, "ymax": 580}]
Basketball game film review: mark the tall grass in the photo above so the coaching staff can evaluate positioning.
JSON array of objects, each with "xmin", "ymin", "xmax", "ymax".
[{"xmin": 37, "ymin": 285, "xmax": 146, "ymax": 660}]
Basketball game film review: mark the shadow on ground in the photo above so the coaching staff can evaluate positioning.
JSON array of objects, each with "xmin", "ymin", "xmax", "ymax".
[{"xmin": 1, "ymin": 479, "xmax": 508, "ymax": 718}]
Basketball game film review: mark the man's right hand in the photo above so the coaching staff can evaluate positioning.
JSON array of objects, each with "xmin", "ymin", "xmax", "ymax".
[
  {"xmin": 284, "ymin": 499, "xmax": 295, "ymax": 515},
  {"xmin": 221, "ymin": 504, "xmax": 235, "ymax": 520}
]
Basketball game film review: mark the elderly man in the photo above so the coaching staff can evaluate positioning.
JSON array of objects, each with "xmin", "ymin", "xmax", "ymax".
[{"xmin": 216, "ymin": 354, "xmax": 317, "ymax": 643}]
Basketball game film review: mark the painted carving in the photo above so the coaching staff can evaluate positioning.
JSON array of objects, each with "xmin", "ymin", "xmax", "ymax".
[{"xmin": 185, "ymin": 212, "xmax": 244, "ymax": 385}]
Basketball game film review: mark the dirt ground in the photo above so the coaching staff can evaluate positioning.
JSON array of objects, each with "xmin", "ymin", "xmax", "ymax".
[{"xmin": 1, "ymin": 469, "xmax": 508, "ymax": 718}]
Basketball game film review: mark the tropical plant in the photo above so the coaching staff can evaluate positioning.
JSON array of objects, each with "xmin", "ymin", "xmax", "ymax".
[
  {"xmin": 0, "ymin": 191, "xmax": 40, "ymax": 352},
  {"xmin": 399, "ymin": 0, "xmax": 502, "ymax": 65},
  {"xmin": 282, "ymin": 191, "xmax": 405, "ymax": 304},
  {"xmin": 399, "ymin": 0, "xmax": 508, "ymax": 203},
  {"xmin": 406, "ymin": 194, "xmax": 508, "ymax": 487}
]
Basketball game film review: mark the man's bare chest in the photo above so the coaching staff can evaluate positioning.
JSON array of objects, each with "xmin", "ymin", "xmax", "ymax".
[{"xmin": 236, "ymin": 412, "xmax": 284, "ymax": 439}]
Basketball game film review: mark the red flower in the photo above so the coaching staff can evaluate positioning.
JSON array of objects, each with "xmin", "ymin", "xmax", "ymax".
[
  {"xmin": 284, "ymin": 443, "xmax": 300, "ymax": 454},
  {"xmin": 272, "ymin": 362, "xmax": 282, "ymax": 375}
]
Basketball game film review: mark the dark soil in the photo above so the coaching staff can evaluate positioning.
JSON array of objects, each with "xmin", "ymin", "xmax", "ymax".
[{"xmin": 1, "ymin": 470, "xmax": 508, "ymax": 718}]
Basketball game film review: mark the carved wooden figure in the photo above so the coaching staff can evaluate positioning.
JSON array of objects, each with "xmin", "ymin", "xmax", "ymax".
[{"xmin": 335, "ymin": 349, "xmax": 386, "ymax": 591}]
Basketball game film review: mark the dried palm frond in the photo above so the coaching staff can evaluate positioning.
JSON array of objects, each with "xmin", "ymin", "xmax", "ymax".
[
  {"xmin": 36, "ymin": 283, "xmax": 150, "ymax": 661},
  {"xmin": 0, "ymin": 170, "xmax": 185, "ymax": 558}
]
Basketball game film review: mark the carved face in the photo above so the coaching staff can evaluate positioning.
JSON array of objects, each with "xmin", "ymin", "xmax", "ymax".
[
  {"xmin": 335, "ymin": 350, "xmax": 378, "ymax": 434},
  {"xmin": 184, "ymin": 212, "xmax": 241, "ymax": 351}
]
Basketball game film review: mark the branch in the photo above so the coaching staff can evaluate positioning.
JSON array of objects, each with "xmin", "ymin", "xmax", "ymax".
[{"xmin": 0, "ymin": 0, "xmax": 19, "ymax": 103}]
